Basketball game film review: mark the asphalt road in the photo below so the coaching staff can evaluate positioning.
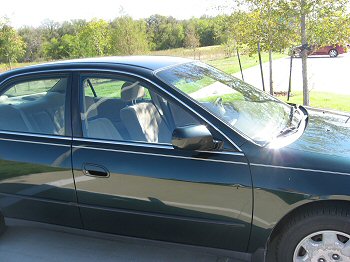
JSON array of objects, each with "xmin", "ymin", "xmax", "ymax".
[
  {"xmin": 234, "ymin": 52, "xmax": 350, "ymax": 94},
  {"xmin": 0, "ymin": 220, "xmax": 241, "ymax": 262}
]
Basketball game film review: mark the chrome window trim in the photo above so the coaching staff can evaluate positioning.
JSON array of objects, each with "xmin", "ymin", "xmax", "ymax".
[
  {"xmin": 73, "ymin": 145, "xmax": 248, "ymax": 165},
  {"xmin": 0, "ymin": 137, "xmax": 70, "ymax": 147},
  {"xmin": 73, "ymin": 137, "xmax": 245, "ymax": 156},
  {"xmin": 74, "ymin": 137, "xmax": 172, "ymax": 150},
  {"xmin": 250, "ymin": 163, "xmax": 350, "ymax": 176},
  {"xmin": 0, "ymin": 130, "xmax": 71, "ymax": 141},
  {"xmin": 0, "ymin": 68, "xmax": 243, "ymax": 152}
]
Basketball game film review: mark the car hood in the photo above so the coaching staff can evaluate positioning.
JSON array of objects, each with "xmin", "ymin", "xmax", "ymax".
[{"xmin": 287, "ymin": 108, "xmax": 350, "ymax": 157}]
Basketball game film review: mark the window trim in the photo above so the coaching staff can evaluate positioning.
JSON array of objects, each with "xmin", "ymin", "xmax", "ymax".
[
  {"xmin": 0, "ymin": 68, "xmax": 242, "ymax": 152},
  {"xmin": 0, "ymin": 72, "xmax": 73, "ymax": 138}
]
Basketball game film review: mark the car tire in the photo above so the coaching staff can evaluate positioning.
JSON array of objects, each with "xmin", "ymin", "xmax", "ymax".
[
  {"xmin": 275, "ymin": 203, "xmax": 350, "ymax": 262},
  {"xmin": 329, "ymin": 49, "xmax": 338, "ymax": 57}
]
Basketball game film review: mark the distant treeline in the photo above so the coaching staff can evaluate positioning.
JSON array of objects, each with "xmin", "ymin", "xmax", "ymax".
[
  {"xmin": 0, "ymin": 3, "xmax": 349, "ymax": 68},
  {"xmin": 0, "ymin": 15, "xmax": 229, "ymax": 63}
]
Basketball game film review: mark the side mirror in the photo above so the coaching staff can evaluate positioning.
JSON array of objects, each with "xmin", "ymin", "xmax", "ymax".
[{"xmin": 172, "ymin": 125, "xmax": 223, "ymax": 151}]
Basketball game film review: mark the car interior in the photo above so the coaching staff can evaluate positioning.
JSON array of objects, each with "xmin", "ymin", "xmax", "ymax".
[
  {"xmin": 0, "ymin": 79, "xmax": 67, "ymax": 136},
  {"xmin": 82, "ymin": 79, "xmax": 199, "ymax": 144}
]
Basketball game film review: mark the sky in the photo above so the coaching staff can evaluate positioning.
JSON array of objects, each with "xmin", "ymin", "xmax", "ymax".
[{"xmin": 0, "ymin": 0, "xmax": 232, "ymax": 28}]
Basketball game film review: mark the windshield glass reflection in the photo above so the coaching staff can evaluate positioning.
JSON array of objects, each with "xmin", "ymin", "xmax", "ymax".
[{"xmin": 157, "ymin": 62, "xmax": 292, "ymax": 145}]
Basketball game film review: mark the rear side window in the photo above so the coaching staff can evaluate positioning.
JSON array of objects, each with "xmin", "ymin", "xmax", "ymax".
[
  {"xmin": 0, "ymin": 77, "xmax": 68, "ymax": 136},
  {"xmin": 4, "ymin": 79, "xmax": 60, "ymax": 99}
]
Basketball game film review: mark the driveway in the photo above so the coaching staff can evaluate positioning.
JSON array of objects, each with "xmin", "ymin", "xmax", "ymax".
[
  {"xmin": 0, "ymin": 220, "xmax": 241, "ymax": 262},
  {"xmin": 234, "ymin": 52, "xmax": 350, "ymax": 94}
]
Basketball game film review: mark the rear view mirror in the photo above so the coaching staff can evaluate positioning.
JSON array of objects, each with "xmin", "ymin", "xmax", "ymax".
[{"xmin": 172, "ymin": 125, "xmax": 223, "ymax": 151}]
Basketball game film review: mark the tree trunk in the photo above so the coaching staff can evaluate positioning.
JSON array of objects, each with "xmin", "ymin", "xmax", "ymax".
[
  {"xmin": 7, "ymin": 57, "xmax": 12, "ymax": 70},
  {"xmin": 269, "ymin": 49, "xmax": 273, "ymax": 95},
  {"xmin": 301, "ymin": 0, "xmax": 309, "ymax": 106}
]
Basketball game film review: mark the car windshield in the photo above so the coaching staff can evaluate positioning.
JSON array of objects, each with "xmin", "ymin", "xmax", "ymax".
[{"xmin": 156, "ymin": 61, "xmax": 295, "ymax": 146}]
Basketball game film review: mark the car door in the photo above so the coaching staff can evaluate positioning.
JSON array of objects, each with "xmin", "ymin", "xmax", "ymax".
[
  {"xmin": 71, "ymin": 72, "xmax": 252, "ymax": 251},
  {"xmin": 0, "ymin": 73, "xmax": 81, "ymax": 228}
]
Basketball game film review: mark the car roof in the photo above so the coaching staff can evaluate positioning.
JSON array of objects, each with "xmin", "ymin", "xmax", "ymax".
[{"xmin": 0, "ymin": 56, "xmax": 192, "ymax": 80}]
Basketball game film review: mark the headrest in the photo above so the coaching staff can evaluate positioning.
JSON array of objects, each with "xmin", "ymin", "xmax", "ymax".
[{"xmin": 121, "ymin": 82, "xmax": 145, "ymax": 102}]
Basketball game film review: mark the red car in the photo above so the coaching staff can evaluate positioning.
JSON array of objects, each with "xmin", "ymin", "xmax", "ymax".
[{"xmin": 293, "ymin": 44, "xmax": 347, "ymax": 57}]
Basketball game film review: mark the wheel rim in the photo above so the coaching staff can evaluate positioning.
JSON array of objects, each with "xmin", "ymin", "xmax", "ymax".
[
  {"xmin": 293, "ymin": 230, "xmax": 350, "ymax": 262},
  {"xmin": 329, "ymin": 50, "xmax": 337, "ymax": 57}
]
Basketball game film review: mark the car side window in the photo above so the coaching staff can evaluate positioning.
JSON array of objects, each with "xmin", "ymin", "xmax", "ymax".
[
  {"xmin": 0, "ymin": 77, "xmax": 68, "ymax": 136},
  {"xmin": 80, "ymin": 75, "xmax": 200, "ymax": 144}
]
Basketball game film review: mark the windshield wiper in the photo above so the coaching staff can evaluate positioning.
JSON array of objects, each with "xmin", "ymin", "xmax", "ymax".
[{"xmin": 276, "ymin": 126, "xmax": 298, "ymax": 138}]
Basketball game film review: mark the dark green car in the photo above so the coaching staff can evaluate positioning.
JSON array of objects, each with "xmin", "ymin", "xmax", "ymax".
[{"xmin": 0, "ymin": 56, "xmax": 349, "ymax": 262}]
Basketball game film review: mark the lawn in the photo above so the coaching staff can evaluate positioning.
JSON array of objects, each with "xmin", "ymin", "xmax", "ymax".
[
  {"xmin": 206, "ymin": 52, "xmax": 287, "ymax": 75},
  {"xmin": 278, "ymin": 91, "xmax": 350, "ymax": 113}
]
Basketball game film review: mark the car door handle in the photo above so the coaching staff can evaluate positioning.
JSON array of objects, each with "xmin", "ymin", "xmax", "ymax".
[{"xmin": 83, "ymin": 163, "xmax": 110, "ymax": 178}]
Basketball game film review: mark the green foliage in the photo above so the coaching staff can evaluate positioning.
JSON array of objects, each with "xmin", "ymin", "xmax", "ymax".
[
  {"xmin": 0, "ymin": 18, "xmax": 26, "ymax": 68},
  {"xmin": 43, "ymin": 34, "xmax": 78, "ymax": 60},
  {"xmin": 194, "ymin": 17, "xmax": 220, "ymax": 46},
  {"xmin": 278, "ymin": 0, "xmax": 350, "ymax": 47},
  {"xmin": 215, "ymin": 12, "xmax": 251, "ymax": 57},
  {"xmin": 184, "ymin": 22, "xmax": 200, "ymax": 51},
  {"xmin": 76, "ymin": 19, "xmax": 111, "ymax": 57},
  {"xmin": 0, "ymin": 3, "xmax": 349, "ymax": 68},
  {"xmin": 146, "ymin": 15, "xmax": 185, "ymax": 50},
  {"xmin": 110, "ymin": 16, "xmax": 149, "ymax": 55},
  {"xmin": 18, "ymin": 26, "xmax": 44, "ymax": 62}
]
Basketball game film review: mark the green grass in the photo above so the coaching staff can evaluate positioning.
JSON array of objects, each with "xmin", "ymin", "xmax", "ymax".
[
  {"xmin": 150, "ymin": 45, "xmax": 227, "ymax": 60},
  {"xmin": 207, "ymin": 52, "xmax": 287, "ymax": 75},
  {"xmin": 278, "ymin": 91, "xmax": 350, "ymax": 113},
  {"xmin": 151, "ymin": 45, "xmax": 288, "ymax": 75}
]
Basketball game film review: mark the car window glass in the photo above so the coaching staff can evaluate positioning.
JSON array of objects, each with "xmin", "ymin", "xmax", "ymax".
[
  {"xmin": 4, "ymin": 79, "xmax": 60, "ymax": 99},
  {"xmin": 83, "ymin": 78, "xmax": 151, "ymax": 99},
  {"xmin": 80, "ymin": 76, "xmax": 200, "ymax": 144},
  {"xmin": 0, "ymin": 77, "xmax": 68, "ymax": 136}
]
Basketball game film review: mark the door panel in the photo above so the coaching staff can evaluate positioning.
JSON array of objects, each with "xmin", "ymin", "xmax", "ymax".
[
  {"xmin": 72, "ymin": 140, "xmax": 252, "ymax": 251},
  {"xmin": 0, "ymin": 73, "xmax": 81, "ymax": 227},
  {"xmin": 0, "ymin": 133, "xmax": 81, "ymax": 227}
]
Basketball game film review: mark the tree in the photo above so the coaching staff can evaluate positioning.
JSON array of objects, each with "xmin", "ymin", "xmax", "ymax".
[
  {"xmin": 243, "ymin": 0, "xmax": 296, "ymax": 95},
  {"xmin": 110, "ymin": 16, "xmax": 149, "ymax": 55},
  {"xmin": 193, "ymin": 17, "xmax": 220, "ymax": 46},
  {"xmin": 281, "ymin": 0, "xmax": 349, "ymax": 105},
  {"xmin": 40, "ymin": 19, "xmax": 60, "ymax": 40},
  {"xmin": 76, "ymin": 19, "xmax": 111, "ymax": 57},
  {"xmin": 0, "ymin": 19, "xmax": 26, "ymax": 69},
  {"xmin": 146, "ymin": 15, "xmax": 185, "ymax": 50},
  {"xmin": 184, "ymin": 22, "xmax": 200, "ymax": 58},
  {"xmin": 18, "ymin": 26, "xmax": 44, "ymax": 62},
  {"xmin": 215, "ymin": 12, "xmax": 251, "ymax": 58},
  {"xmin": 43, "ymin": 34, "xmax": 78, "ymax": 60},
  {"xmin": 57, "ymin": 19, "xmax": 87, "ymax": 37}
]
